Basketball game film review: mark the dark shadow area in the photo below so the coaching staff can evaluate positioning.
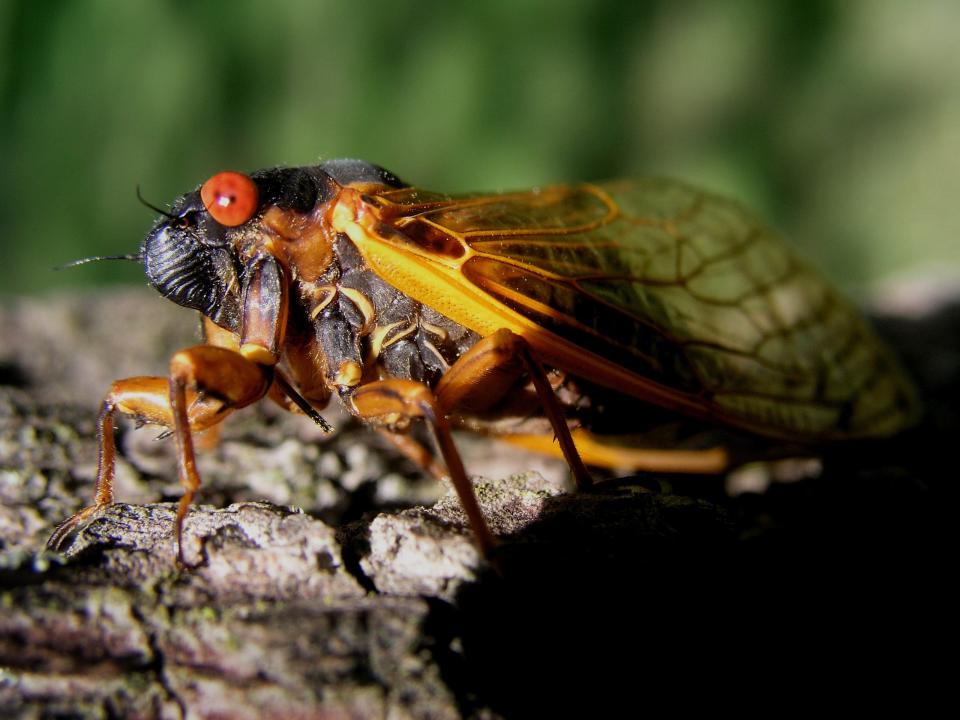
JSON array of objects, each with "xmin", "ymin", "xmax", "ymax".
[
  {"xmin": 1, "ymin": 293, "xmax": 954, "ymax": 717},
  {"xmin": 446, "ymin": 305, "xmax": 954, "ymax": 716},
  {"xmin": 0, "ymin": 361, "xmax": 29, "ymax": 388},
  {"xmin": 452, "ymin": 462, "xmax": 945, "ymax": 715}
]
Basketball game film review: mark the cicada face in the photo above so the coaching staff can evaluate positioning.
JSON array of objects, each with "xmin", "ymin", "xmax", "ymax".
[{"xmin": 142, "ymin": 191, "xmax": 244, "ymax": 332}]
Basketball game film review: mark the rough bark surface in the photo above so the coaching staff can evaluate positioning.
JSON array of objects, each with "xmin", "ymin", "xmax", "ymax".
[{"xmin": 0, "ymin": 288, "xmax": 952, "ymax": 718}]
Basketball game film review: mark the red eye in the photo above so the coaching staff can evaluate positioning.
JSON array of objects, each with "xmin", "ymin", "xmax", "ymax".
[{"xmin": 200, "ymin": 171, "xmax": 259, "ymax": 227}]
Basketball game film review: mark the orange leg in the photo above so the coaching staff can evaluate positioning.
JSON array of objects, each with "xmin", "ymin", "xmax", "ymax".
[
  {"xmin": 375, "ymin": 429, "xmax": 448, "ymax": 480},
  {"xmin": 352, "ymin": 379, "xmax": 500, "ymax": 558},
  {"xmin": 434, "ymin": 329, "xmax": 592, "ymax": 490},
  {"xmin": 48, "ymin": 345, "xmax": 272, "ymax": 563},
  {"xmin": 352, "ymin": 329, "xmax": 593, "ymax": 558},
  {"xmin": 503, "ymin": 429, "xmax": 731, "ymax": 474}
]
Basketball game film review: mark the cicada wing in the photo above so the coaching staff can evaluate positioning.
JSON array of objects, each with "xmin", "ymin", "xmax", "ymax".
[{"xmin": 374, "ymin": 180, "xmax": 920, "ymax": 441}]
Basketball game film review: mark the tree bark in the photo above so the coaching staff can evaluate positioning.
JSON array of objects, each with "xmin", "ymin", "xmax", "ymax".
[{"xmin": 1, "ymin": 289, "xmax": 952, "ymax": 718}]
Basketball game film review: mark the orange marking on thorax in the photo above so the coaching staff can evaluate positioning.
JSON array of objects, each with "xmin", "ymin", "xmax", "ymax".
[{"xmin": 261, "ymin": 205, "xmax": 336, "ymax": 283}]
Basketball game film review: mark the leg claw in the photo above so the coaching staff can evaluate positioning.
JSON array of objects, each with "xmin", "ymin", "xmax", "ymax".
[{"xmin": 47, "ymin": 505, "xmax": 104, "ymax": 552}]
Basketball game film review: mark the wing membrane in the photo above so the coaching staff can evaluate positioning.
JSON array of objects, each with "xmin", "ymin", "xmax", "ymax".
[{"xmin": 373, "ymin": 180, "xmax": 918, "ymax": 440}]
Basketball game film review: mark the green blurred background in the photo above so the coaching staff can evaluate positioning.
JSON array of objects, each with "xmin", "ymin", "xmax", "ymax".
[{"xmin": 2, "ymin": 0, "xmax": 958, "ymax": 299}]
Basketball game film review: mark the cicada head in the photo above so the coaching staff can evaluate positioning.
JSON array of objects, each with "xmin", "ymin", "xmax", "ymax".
[
  {"xmin": 142, "ymin": 161, "xmax": 405, "ymax": 331},
  {"xmin": 142, "ymin": 190, "xmax": 245, "ymax": 332},
  {"xmin": 142, "ymin": 166, "xmax": 341, "ymax": 331}
]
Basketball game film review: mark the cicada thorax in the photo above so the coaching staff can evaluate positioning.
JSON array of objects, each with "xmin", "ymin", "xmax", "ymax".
[
  {"xmin": 247, "ymin": 197, "xmax": 485, "ymax": 420},
  {"xmin": 307, "ymin": 235, "xmax": 480, "ymax": 395},
  {"xmin": 259, "ymin": 204, "xmax": 581, "ymax": 445}
]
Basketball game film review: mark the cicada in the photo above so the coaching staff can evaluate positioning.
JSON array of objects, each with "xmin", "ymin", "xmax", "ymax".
[{"xmin": 49, "ymin": 159, "xmax": 919, "ymax": 561}]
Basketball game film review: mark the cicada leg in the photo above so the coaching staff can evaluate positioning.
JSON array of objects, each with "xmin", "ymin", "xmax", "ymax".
[
  {"xmin": 375, "ymin": 429, "xmax": 448, "ymax": 480},
  {"xmin": 47, "ymin": 376, "xmax": 187, "ymax": 554},
  {"xmin": 503, "ymin": 429, "xmax": 732, "ymax": 475},
  {"xmin": 351, "ymin": 378, "xmax": 500, "ymax": 558},
  {"xmin": 48, "ymin": 345, "xmax": 273, "ymax": 565},
  {"xmin": 434, "ymin": 329, "xmax": 592, "ymax": 490},
  {"xmin": 350, "ymin": 328, "xmax": 592, "ymax": 558}
]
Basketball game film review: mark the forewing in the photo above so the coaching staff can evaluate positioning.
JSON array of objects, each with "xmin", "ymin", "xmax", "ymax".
[{"xmin": 376, "ymin": 180, "xmax": 919, "ymax": 440}]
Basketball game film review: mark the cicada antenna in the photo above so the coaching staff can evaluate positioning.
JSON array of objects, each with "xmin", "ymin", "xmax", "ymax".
[
  {"xmin": 55, "ymin": 184, "xmax": 172, "ymax": 271},
  {"xmin": 54, "ymin": 253, "xmax": 144, "ymax": 271},
  {"xmin": 136, "ymin": 185, "xmax": 176, "ymax": 219}
]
